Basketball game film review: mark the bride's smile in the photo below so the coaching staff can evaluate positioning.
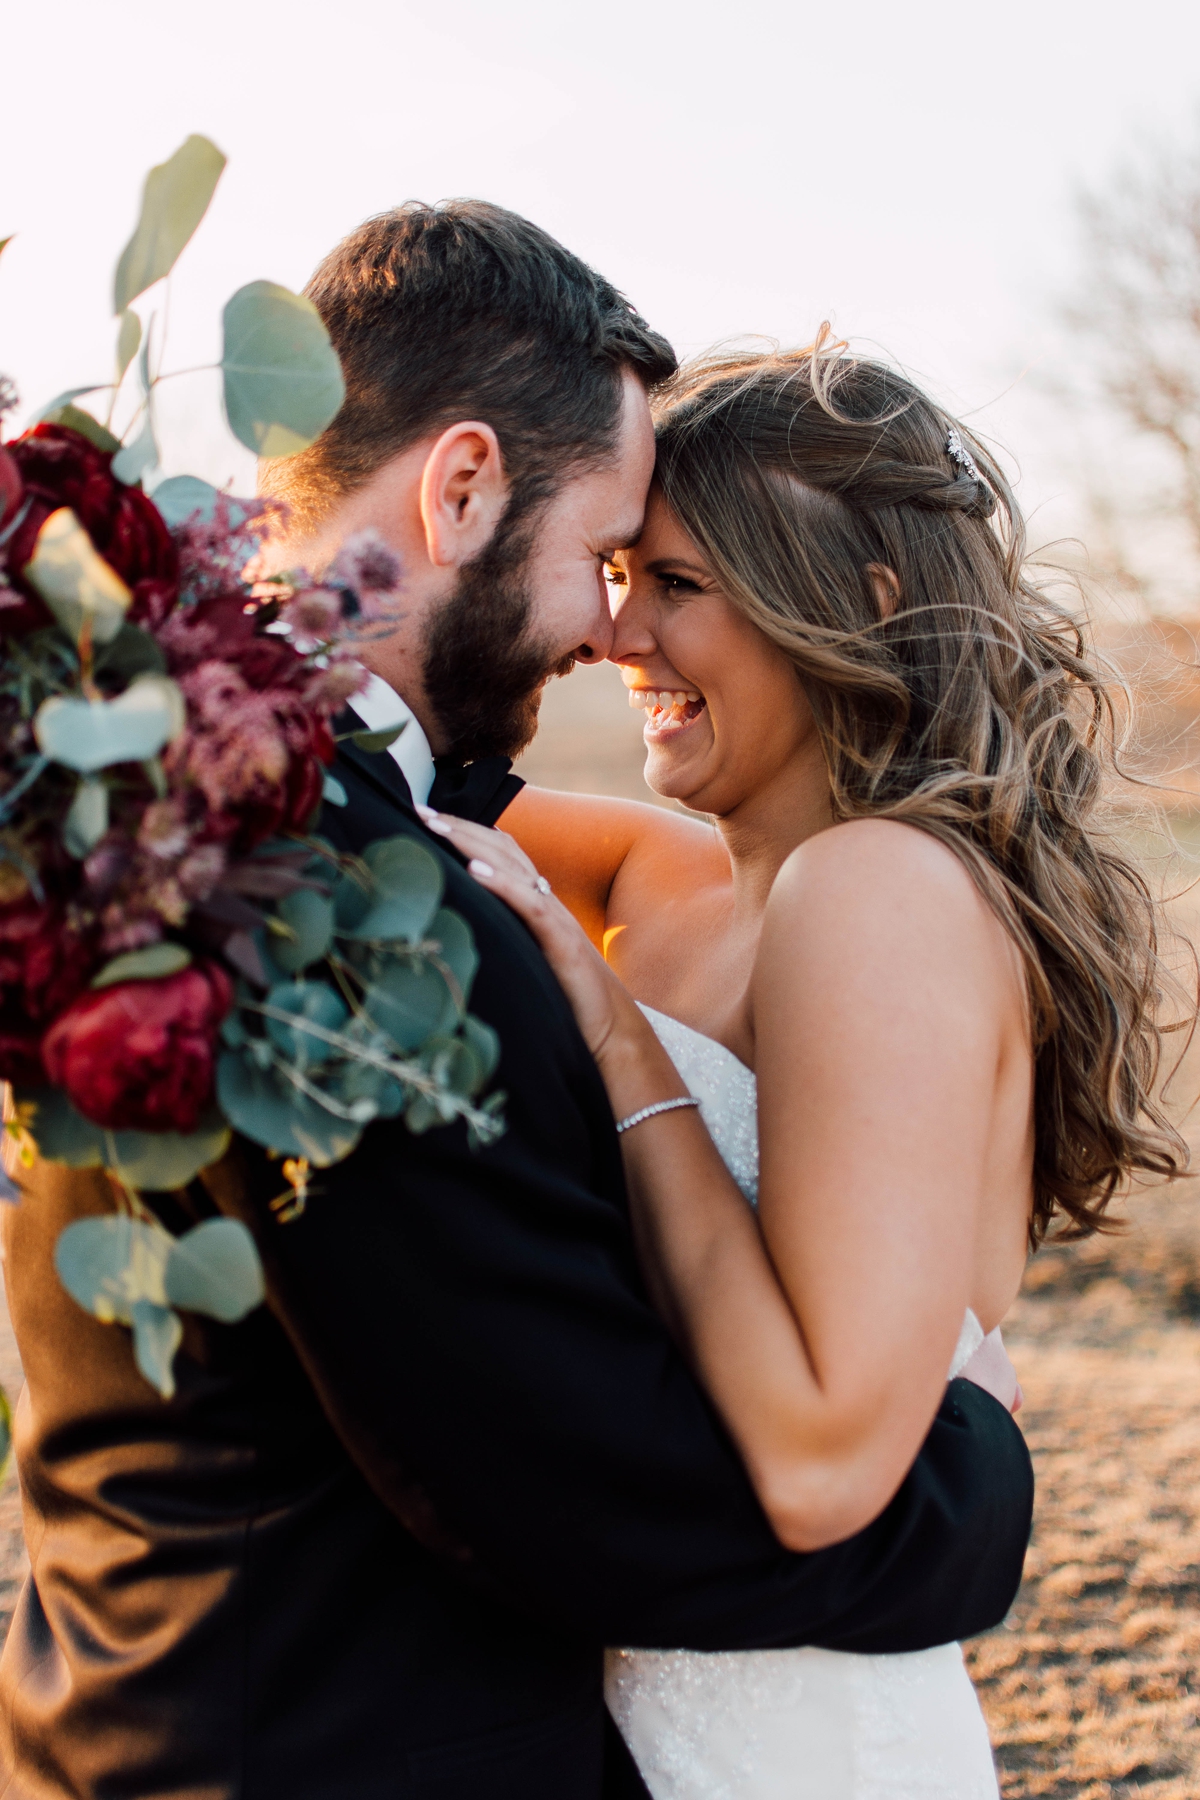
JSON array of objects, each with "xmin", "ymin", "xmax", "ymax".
[{"xmin": 607, "ymin": 487, "xmax": 828, "ymax": 823}]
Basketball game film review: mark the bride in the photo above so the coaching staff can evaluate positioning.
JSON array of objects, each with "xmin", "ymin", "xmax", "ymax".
[{"xmin": 417, "ymin": 340, "xmax": 1183, "ymax": 1798}]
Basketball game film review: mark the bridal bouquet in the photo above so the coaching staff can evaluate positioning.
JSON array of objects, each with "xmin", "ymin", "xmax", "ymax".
[{"xmin": 0, "ymin": 139, "xmax": 504, "ymax": 1399}]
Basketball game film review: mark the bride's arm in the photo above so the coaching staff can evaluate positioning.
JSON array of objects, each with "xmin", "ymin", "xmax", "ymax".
[
  {"xmin": 496, "ymin": 786, "xmax": 726, "ymax": 949},
  {"xmin": 442, "ymin": 811, "xmax": 1022, "ymax": 1551}
]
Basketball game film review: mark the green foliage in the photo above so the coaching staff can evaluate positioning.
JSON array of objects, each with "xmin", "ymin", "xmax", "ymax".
[
  {"xmin": 62, "ymin": 777, "xmax": 108, "ymax": 857},
  {"xmin": 347, "ymin": 837, "xmax": 443, "ymax": 944},
  {"xmin": 263, "ymin": 979, "xmax": 348, "ymax": 1063},
  {"xmin": 116, "ymin": 309, "xmax": 142, "ymax": 382},
  {"xmin": 364, "ymin": 961, "xmax": 456, "ymax": 1051},
  {"xmin": 269, "ymin": 887, "xmax": 335, "ymax": 973},
  {"xmin": 350, "ymin": 721, "xmax": 408, "ymax": 753},
  {"xmin": 34, "ymin": 674, "xmax": 185, "ymax": 772},
  {"xmin": 55, "ymin": 1211, "xmax": 261, "ymax": 1398},
  {"xmin": 112, "ymin": 407, "xmax": 158, "ymax": 486},
  {"xmin": 221, "ymin": 280, "xmax": 345, "ymax": 457},
  {"xmin": 149, "ymin": 474, "xmax": 220, "ymax": 526},
  {"xmin": 217, "ymin": 831, "xmax": 504, "ymax": 1163},
  {"xmin": 162, "ymin": 1217, "xmax": 264, "ymax": 1323},
  {"xmin": 216, "ymin": 1051, "xmax": 364, "ymax": 1165},
  {"xmin": 109, "ymin": 1119, "xmax": 232, "ymax": 1190},
  {"xmin": 94, "ymin": 623, "xmax": 167, "ymax": 681},
  {"xmin": 113, "ymin": 135, "xmax": 227, "ymax": 315},
  {"xmin": 38, "ymin": 402, "xmax": 120, "ymax": 453},
  {"xmin": 18, "ymin": 1087, "xmax": 106, "ymax": 1167},
  {"xmin": 91, "ymin": 942, "xmax": 192, "ymax": 988}
]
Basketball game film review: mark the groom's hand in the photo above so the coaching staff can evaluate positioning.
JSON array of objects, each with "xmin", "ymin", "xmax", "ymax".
[{"xmin": 960, "ymin": 1327, "xmax": 1023, "ymax": 1413}]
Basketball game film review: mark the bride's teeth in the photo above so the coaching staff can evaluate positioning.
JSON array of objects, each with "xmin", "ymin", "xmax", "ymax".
[
  {"xmin": 685, "ymin": 691, "xmax": 701, "ymax": 703},
  {"xmin": 673, "ymin": 692, "xmax": 687, "ymax": 706},
  {"xmin": 659, "ymin": 691, "xmax": 674, "ymax": 708},
  {"xmin": 629, "ymin": 689, "xmax": 647, "ymax": 708}
]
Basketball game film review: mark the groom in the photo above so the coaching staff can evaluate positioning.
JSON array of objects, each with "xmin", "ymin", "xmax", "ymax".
[{"xmin": 0, "ymin": 202, "xmax": 1032, "ymax": 1800}]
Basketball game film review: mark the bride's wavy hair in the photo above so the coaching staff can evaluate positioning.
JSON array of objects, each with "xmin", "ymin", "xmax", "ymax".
[{"xmin": 652, "ymin": 336, "xmax": 1190, "ymax": 1245}]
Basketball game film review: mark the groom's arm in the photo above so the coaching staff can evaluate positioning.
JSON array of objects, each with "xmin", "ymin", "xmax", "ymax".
[{"xmin": 204, "ymin": 846, "xmax": 1031, "ymax": 1655}]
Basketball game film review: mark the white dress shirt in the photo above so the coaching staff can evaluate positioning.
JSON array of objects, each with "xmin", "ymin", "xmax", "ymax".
[{"xmin": 350, "ymin": 671, "xmax": 437, "ymax": 808}]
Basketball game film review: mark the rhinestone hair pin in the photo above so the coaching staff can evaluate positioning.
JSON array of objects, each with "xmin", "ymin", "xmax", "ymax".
[{"xmin": 946, "ymin": 425, "xmax": 984, "ymax": 484}]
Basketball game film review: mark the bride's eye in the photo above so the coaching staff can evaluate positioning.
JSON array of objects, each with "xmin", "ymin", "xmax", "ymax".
[
  {"xmin": 660, "ymin": 572, "xmax": 701, "ymax": 597},
  {"xmin": 604, "ymin": 563, "xmax": 628, "ymax": 589}
]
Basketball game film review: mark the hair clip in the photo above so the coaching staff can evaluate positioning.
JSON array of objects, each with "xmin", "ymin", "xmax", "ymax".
[{"xmin": 946, "ymin": 426, "xmax": 984, "ymax": 484}]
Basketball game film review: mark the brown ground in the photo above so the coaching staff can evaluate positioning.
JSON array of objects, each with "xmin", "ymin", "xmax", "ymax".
[{"xmin": 0, "ymin": 659, "xmax": 1196, "ymax": 1797}]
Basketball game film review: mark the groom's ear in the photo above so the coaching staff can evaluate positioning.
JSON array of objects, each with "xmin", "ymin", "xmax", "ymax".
[{"xmin": 419, "ymin": 421, "xmax": 509, "ymax": 568}]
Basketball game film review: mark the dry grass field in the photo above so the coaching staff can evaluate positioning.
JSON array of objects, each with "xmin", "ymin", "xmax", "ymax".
[{"xmin": 0, "ymin": 659, "xmax": 1197, "ymax": 1798}]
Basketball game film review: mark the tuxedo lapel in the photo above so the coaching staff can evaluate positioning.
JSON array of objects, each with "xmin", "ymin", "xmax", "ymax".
[{"xmin": 334, "ymin": 734, "xmax": 419, "ymax": 819}]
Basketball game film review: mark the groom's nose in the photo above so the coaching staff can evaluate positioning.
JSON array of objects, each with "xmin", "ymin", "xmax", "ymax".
[{"xmin": 570, "ymin": 575, "xmax": 617, "ymax": 663}]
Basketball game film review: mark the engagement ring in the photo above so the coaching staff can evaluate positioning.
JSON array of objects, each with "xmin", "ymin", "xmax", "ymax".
[{"xmin": 535, "ymin": 876, "xmax": 552, "ymax": 895}]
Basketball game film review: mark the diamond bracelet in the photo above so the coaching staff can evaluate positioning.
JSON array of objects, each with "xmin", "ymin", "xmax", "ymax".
[{"xmin": 615, "ymin": 1095, "xmax": 701, "ymax": 1135}]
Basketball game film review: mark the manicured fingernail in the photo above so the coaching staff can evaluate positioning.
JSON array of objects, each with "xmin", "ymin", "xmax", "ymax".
[
  {"xmin": 426, "ymin": 817, "xmax": 454, "ymax": 835},
  {"xmin": 469, "ymin": 859, "xmax": 494, "ymax": 877},
  {"xmin": 415, "ymin": 803, "xmax": 436, "ymax": 818}
]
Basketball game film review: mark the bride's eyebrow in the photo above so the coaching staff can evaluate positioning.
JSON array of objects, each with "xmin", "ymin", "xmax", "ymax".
[{"xmin": 643, "ymin": 557, "xmax": 710, "ymax": 580}]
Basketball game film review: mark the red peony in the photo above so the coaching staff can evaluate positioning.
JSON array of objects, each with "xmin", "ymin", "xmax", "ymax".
[
  {"xmin": 2, "ymin": 423, "xmax": 179, "ymax": 636},
  {"xmin": 41, "ymin": 961, "xmax": 233, "ymax": 1133}
]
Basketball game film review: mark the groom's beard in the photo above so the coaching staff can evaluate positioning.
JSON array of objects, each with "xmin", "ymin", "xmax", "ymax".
[{"xmin": 421, "ymin": 516, "xmax": 576, "ymax": 764}]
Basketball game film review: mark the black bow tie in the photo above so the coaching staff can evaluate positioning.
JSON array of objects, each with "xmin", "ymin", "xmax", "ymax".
[
  {"xmin": 335, "ymin": 708, "xmax": 525, "ymax": 829},
  {"xmin": 428, "ymin": 755, "xmax": 525, "ymax": 828}
]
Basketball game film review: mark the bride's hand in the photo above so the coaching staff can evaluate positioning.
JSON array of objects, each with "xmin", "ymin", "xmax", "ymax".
[{"xmin": 415, "ymin": 807, "xmax": 637, "ymax": 1064}]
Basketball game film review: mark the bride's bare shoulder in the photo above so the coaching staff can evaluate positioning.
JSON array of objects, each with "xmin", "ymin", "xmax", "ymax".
[{"xmin": 764, "ymin": 819, "xmax": 1003, "ymax": 966}]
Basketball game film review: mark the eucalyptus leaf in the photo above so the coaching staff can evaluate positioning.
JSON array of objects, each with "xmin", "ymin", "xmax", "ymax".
[
  {"xmin": 94, "ymin": 622, "xmax": 167, "ymax": 680},
  {"xmin": 462, "ymin": 1014, "xmax": 501, "ymax": 1089},
  {"xmin": 40, "ymin": 404, "xmax": 121, "ymax": 452},
  {"xmin": 24, "ymin": 507, "xmax": 131, "ymax": 643},
  {"xmin": 346, "ymin": 837, "xmax": 443, "ymax": 943},
  {"xmin": 220, "ymin": 280, "xmax": 345, "ymax": 457},
  {"xmin": 427, "ymin": 908, "xmax": 478, "ymax": 1004},
  {"xmin": 92, "ymin": 942, "xmax": 192, "ymax": 988},
  {"xmin": 63, "ymin": 777, "xmax": 109, "ymax": 858},
  {"xmin": 364, "ymin": 961, "xmax": 455, "ymax": 1052},
  {"xmin": 54, "ymin": 1215, "xmax": 171, "ymax": 1325},
  {"xmin": 116, "ymin": 309, "xmax": 142, "ymax": 382},
  {"xmin": 351, "ymin": 721, "xmax": 407, "ymax": 753},
  {"xmin": 113, "ymin": 135, "xmax": 227, "ymax": 314},
  {"xmin": 35, "ymin": 674, "xmax": 185, "ymax": 772},
  {"xmin": 111, "ymin": 1120, "xmax": 231, "ymax": 1191},
  {"xmin": 322, "ymin": 773, "xmax": 348, "ymax": 807},
  {"xmin": 269, "ymin": 887, "xmax": 335, "ymax": 973},
  {"xmin": 404, "ymin": 1093, "xmax": 440, "ymax": 1135},
  {"xmin": 332, "ymin": 870, "xmax": 371, "ymax": 932},
  {"xmin": 149, "ymin": 474, "xmax": 220, "ymax": 527},
  {"xmin": 0, "ymin": 236, "xmax": 12, "ymax": 261},
  {"xmin": 216, "ymin": 1051, "xmax": 362, "ymax": 1166},
  {"xmin": 112, "ymin": 408, "xmax": 158, "ymax": 486},
  {"xmin": 17, "ymin": 1086, "xmax": 106, "ymax": 1167},
  {"xmin": 130, "ymin": 1299, "xmax": 184, "ymax": 1398},
  {"xmin": 263, "ymin": 980, "xmax": 348, "ymax": 1063},
  {"xmin": 164, "ymin": 1218, "xmax": 264, "ymax": 1323}
]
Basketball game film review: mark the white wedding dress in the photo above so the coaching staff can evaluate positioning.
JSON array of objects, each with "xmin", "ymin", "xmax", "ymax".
[{"xmin": 604, "ymin": 1006, "xmax": 1001, "ymax": 1800}]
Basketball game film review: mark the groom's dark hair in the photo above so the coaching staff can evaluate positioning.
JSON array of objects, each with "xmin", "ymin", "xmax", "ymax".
[{"xmin": 273, "ymin": 200, "xmax": 676, "ymax": 532}]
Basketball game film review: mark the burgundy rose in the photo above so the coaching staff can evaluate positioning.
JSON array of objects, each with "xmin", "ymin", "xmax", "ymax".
[
  {"xmin": 41, "ymin": 961, "xmax": 233, "ymax": 1133},
  {"xmin": 2, "ymin": 424, "xmax": 179, "ymax": 636},
  {"xmin": 0, "ymin": 896, "xmax": 98, "ymax": 1082}
]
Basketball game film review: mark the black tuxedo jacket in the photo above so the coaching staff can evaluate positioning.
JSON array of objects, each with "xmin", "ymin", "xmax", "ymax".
[{"xmin": 0, "ymin": 737, "xmax": 1033, "ymax": 1800}]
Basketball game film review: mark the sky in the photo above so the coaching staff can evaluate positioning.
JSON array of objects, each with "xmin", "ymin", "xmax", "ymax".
[{"xmin": 3, "ymin": 0, "xmax": 1200, "ymax": 549}]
